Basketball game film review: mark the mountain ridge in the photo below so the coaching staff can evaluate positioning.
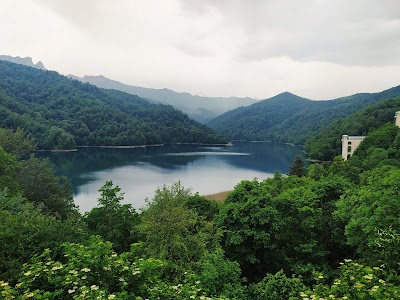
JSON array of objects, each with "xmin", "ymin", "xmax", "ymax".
[
  {"xmin": 0, "ymin": 54, "xmax": 46, "ymax": 70},
  {"xmin": 68, "ymin": 74, "xmax": 259, "ymax": 123},
  {"xmin": 208, "ymin": 85, "xmax": 400, "ymax": 145}
]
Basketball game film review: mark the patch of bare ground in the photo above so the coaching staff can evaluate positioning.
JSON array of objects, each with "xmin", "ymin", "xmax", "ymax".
[{"xmin": 203, "ymin": 191, "xmax": 232, "ymax": 202}]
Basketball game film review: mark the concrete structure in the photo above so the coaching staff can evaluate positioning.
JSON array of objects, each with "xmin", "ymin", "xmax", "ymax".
[
  {"xmin": 395, "ymin": 111, "xmax": 400, "ymax": 127},
  {"xmin": 341, "ymin": 135, "xmax": 365, "ymax": 160},
  {"xmin": 341, "ymin": 111, "xmax": 400, "ymax": 160}
]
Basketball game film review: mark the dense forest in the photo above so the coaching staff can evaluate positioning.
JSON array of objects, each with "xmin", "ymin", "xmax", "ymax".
[
  {"xmin": 208, "ymin": 86, "xmax": 400, "ymax": 145},
  {"xmin": 1, "ymin": 119, "xmax": 399, "ymax": 298},
  {"xmin": 306, "ymin": 97, "xmax": 400, "ymax": 160},
  {"xmin": 0, "ymin": 60, "xmax": 227, "ymax": 149}
]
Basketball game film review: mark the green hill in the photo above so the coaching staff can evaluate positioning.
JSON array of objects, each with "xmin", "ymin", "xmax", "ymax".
[
  {"xmin": 0, "ymin": 60, "xmax": 226, "ymax": 149},
  {"xmin": 208, "ymin": 86, "xmax": 400, "ymax": 145},
  {"xmin": 305, "ymin": 97, "xmax": 400, "ymax": 160}
]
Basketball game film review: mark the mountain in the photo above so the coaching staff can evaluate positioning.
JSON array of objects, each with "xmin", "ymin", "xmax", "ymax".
[
  {"xmin": 208, "ymin": 86, "xmax": 400, "ymax": 145},
  {"xmin": 68, "ymin": 74, "xmax": 259, "ymax": 123},
  {"xmin": 0, "ymin": 54, "xmax": 46, "ymax": 70},
  {"xmin": 305, "ymin": 96, "xmax": 400, "ymax": 160},
  {"xmin": 0, "ymin": 60, "xmax": 227, "ymax": 149}
]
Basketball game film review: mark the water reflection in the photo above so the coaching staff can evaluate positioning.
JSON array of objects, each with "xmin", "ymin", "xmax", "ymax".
[{"xmin": 38, "ymin": 142, "xmax": 305, "ymax": 212}]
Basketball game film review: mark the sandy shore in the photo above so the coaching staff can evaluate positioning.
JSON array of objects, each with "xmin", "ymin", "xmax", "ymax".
[{"xmin": 203, "ymin": 191, "xmax": 232, "ymax": 202}]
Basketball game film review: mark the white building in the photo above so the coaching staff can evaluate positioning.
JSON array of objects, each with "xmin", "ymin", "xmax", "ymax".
[
  {"xmin": 341, "ymin": 135, "xmax": 365, "ymax": 160},
  {"xmin": 395, "ymin": 111, "xmax": 400, "ymax": 127}
]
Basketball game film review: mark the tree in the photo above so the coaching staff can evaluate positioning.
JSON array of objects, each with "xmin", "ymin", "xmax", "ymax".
[
  {"xmin": 0, "ymin": 190, "xmax": 87, "ymax": 282},
  {"xmin": 216, "ymin": 177, "xmax": 327, "ymax": 282},
  {"xmin": 85, "ymin": 181, "xmax": 140, "ymax": 253},
  {"xmin": 288, "ymin": 155, "xmax": 307, "ymax": 177},
  {"xmin": 301, "ymin": 260, "xmax": 400, "ymax": 299},
  {"xmin": 336, "ymin": 166, "xmax": 400, "ymax": 262},
  {"xmin": 249, "ymin": 270, "xmax": 306, "ymax": 300},
  {"xmin": 307, "ymin": 163, "xmax": 326, "ymax": 180},
  {"xmin": 139, "ymin": 182, "xmax": 217, "ymax": 274},
  {"xmin": 0, "ymin": 127, "xmax": 36, "ymax": 157},
  {"xmin": 0, "ymin": 147, "xmax": 18, "ymax": 193},
  {"xmin": 16, "ymin": 156, "xmax": 76, "ymax": 218},
  {"xmin": 185, "ymin": 193, "xmax": 221, "ymax": 221},
  {"xmin": 197, "ymin": 247, "xmax": 245, "ymax": 299}
]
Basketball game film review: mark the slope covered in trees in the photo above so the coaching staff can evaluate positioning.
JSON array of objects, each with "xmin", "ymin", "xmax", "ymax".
[
  {"xmin": 208, "ymin": 86, "xmax": 400, "ymax": 145},
  {"xmin": 0, "ymin": 60, "xmax": 226, "ymax": 149},
  {"xmin": 306, "ymin": 97, "xmax": 400, "ymax": 160}
]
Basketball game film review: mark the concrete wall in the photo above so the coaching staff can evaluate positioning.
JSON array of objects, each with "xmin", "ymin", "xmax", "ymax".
[
  {"xmin": 395, "ymin": 111, "xmax": 400, "ymax": 127},
  {"xmin": 341, "ymin": 135, "xmax": 365, "ymax": 160}
]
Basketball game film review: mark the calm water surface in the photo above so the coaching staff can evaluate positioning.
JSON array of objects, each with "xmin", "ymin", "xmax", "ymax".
[{"xmin": 39, "ymin": 142, "xmax": 305, "ymax": 212}]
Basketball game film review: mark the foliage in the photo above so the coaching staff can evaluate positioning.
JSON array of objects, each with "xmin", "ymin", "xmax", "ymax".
[
  {"xmin": 307, "ymin": 163, "xmax": 326, "ymax": 181},
  {"xmin": 0, "ymin": 127, "xmax": 36, "ymax": 157},
  {"xmin": 288, "ymin": 155, "xmax": 307, "ymax": 176},
  {"xmin": 0, "ymin": 190, "xmax": 87, "ymax": 282},
  {"xmin": 368, "ymin": 228, "xmax": 400, "ymax": 272},
  {"xmin": 85, "ymin": 181, "xmax": 140, "ymax": 253},
  {"xmin": 0, "ymin": 142, "xmax": 76, "ymax": 218},
  {"xmin": 185, "ymin": 193, "xmax": 221, "ymax": 221},
  {"xmin": 139, "ymin": 182, "xmax": 218, "ymax": 274},
  {"xmin": 249, "ymin": 270, "xmax": 306, "ymax": 300},
  {"xmin": 198, "ymin": 247, "xmax": 246, "ymax": 299},
  {"xmin": 0, "ymin": 60, "xmax": 226, "ymax": 149},
  {"xmin": 301, "ymin": 260, "xmax": 400, "ymax": 299},
  {"xmin": 0, "ymin": 147, "xmax": 19, "ymax": 193},
  {"xmin": 336, "ymin": 166, "xmax": 400, "ymax": 263},
  {"xmin": 355, "ymin": 124, "xmax": 399, "ymax": 155},
  {"xmin": 15, "ymin": 155, "xmax": 77, "ymax": 218},
  {"xmin": 215, "ymin": 177, "xmax": 329, "ymax": 282},
  {"xmin": 0, "ymin": 236, "xmax": 231, "ymax": 299}
]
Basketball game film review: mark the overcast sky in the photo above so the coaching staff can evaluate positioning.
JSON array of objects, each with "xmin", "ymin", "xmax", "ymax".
[{"xmin": 1, "ymin": 0, "xmax": 400, "ymax": 99}]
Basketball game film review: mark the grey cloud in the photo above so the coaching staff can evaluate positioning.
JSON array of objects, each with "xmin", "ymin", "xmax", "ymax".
[
  {"xmin": 180, "ymin": 0, "xmax": 400, "ymax": 66},
  {"xmin": 174, "ymin": 41, "xmax": 215, "ymax": 58}
]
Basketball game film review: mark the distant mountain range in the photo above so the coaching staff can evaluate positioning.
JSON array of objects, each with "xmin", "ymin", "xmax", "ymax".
[
  {"xmin": 68, "ymin": 74, "xmax": 259, "ymax": 123},
  {"xmin": 208, "ymin": 86, "xmax": 400, "ymax": 145},
  {"xmin": 0, "ymin": 54, "xmax": 46, "ymax": 70},
  {"xmin": 0, "ymin": 55, "xmax": 259, "ymax": 123}
]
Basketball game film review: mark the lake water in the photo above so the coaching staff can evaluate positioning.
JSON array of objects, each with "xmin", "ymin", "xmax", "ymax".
[{"xmin": 38, "ymin": 142, "xmax": 306, "ymax": 212}]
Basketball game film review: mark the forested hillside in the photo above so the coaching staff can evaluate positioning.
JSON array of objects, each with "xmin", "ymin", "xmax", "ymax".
[
  {"xmin": 306, "ymin": 97, "xmax": 400, "ymax": 160},
  {"xmin": 1, "ymin": 123, "xmax": 400, "ymax": 299},
  {"xmin": 208, "ymin": 86, "xmax": 400, "ymax": 144},
  {"xmin": 0, "ymin": 60, "xmax": 226, "ymax": 149}
]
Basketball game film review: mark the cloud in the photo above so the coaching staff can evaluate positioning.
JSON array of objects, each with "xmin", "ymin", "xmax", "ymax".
[
  {"xmin": 1, "ymin": 0, "xmax": 399, "ymax": 99},
  {"xmin": 180, "ymin": 0, "xmax": 400, "ymax": 66}
]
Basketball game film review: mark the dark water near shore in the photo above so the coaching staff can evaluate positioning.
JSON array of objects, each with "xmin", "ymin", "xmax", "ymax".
[{"xmin": 38, "ymin": 142, "xmax": 306, "ymax": 212}]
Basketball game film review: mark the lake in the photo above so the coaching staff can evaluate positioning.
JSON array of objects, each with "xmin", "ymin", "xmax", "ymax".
[{"xmin": 38, "ymin": 142, "xmax": 306, "ymax": 212}]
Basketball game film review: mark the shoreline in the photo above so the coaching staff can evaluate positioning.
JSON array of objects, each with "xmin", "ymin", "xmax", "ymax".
[
  {"xmin": 34, "ymin": 140, "xmax": 306, "ymax": 153},
  {"xmin": 203, "ymin": 190, "xmax": 232, "ymax": 202},
  {"xmin": 34, "ymin": 142, "xmax": 233, "ymax": 152}
]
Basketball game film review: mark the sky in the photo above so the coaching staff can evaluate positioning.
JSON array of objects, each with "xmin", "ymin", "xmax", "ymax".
[{"xmin": 1, "ymin": 0, "xmax": 400, "ymax": 100}]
